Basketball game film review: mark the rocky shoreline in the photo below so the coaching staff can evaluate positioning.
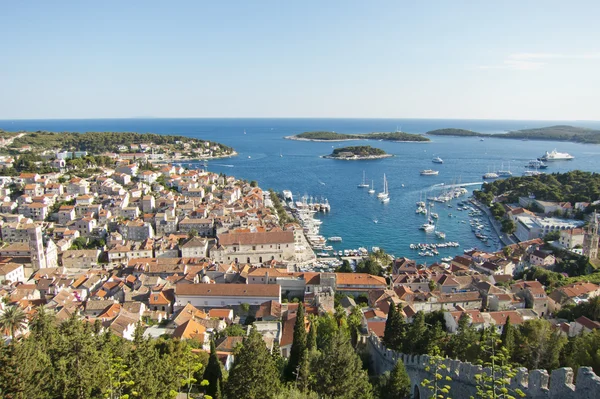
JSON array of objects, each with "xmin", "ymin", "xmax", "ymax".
[{"xmin": 321, "ymin": 154, "xmax": 394, "ymax": 160}]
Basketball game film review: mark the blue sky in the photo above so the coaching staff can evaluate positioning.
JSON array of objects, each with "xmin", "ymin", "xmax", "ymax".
[{"xmin": 1, "ymin": 1, "xmax": 599, "ymax": 120}]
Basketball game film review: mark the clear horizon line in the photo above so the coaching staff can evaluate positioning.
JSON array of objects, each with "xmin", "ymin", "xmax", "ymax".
[{"xmin": 1, "ymin": 116, "xmax": 600, "ymax": 122}]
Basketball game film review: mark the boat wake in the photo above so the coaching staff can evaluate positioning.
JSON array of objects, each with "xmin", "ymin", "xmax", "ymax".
[{"xmin": 213, "ymin": 164, "xmax": 235, "ymax": 167}]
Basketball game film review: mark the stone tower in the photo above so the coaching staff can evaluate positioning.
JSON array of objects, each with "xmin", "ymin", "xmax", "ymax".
[
  {"xmin": 28, "ymin": 225, "xmax": 46, "ymax": 271},
  {"xmin": 583, "ymin": 211, "xmax": 599, "ymax": 260}
]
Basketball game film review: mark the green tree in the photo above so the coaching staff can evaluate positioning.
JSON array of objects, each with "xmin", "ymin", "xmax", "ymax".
[
  {"xmin": 338, "ymin": 259, "xmax": 353, "ymax": 273},
  {"xmin": 383, "ymin": 359, "xmax": 411, "ymax": 399},
  {"xmin": 514, "ymin": 319, "xmax": 566, "ymax": 370},
  {"xmin": 446, "ymin": 313, "xmax": 479, "ymax": 362},
  {"xmin": 306, "ymin": 320, "xmax": 317, "ymax": 352},
  {"xmin": 404, "ymin": 311, "xmax": 429, "ymax": 355},
  {"xmin": 311, "ymin": 330, "xmax": 373, "ymax": 399},
  {"xmin": 285, "ymin": 303, "xmax": 307, "ymax": 381},
  {"xmin": 225, "ymin": 327, "xmax": 281, "ymax": 399},
  {"xmin": 500, "ymin": 316, "xmax": 516, "ymax": 359},
  {"xmin": 0, "ymin": 305, "xmax": 28, "ymax": 341},
  {"xmin": 204, "ymin": 340, "xmax": 223, "ymax": 398},
  {"xmin": 383, "ymin": 303, "xmax": 406, "ymax": 351},
  {"xmin": 501, "ymin": 219, "xmax": 516, "ymax": 234}
]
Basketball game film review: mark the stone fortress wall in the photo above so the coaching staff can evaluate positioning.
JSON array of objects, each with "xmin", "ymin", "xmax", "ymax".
[{"xmin": 367, "ymin": 334, "xmax": 600, "ymax": 399}]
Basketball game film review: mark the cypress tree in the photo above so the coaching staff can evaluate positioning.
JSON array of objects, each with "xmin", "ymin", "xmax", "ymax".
[
  {"xmin": 285, "ymin": 303, "xmax": 307, "ymax": 381},
  {"xmin": 500, "ymin": 315, "xmax": 515, "ymax": 359},
  {"xmin": 225, "ymin": 327, "xmax": 281, "ymax": 399},
  {"xmin": 307, "ymin": 321, "xmax": 317, "ymax": 352},
  {"xmin": 384, "ymin": 303, "xmax": 406, "ymax": 350},
  {"xmin": 204, "ymin": 339, "xmax": 223, "ymax": 397}
]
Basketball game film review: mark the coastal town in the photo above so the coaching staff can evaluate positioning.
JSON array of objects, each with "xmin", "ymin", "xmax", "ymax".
[{"xmin": 0, "ymin": 130, "xmax": 599, "ymax": 397}]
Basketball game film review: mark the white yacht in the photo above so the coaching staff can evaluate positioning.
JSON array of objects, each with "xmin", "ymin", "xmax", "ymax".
[
  {"xmin": 377, "ymin": 174, "xmax": 389, "ymax": 201},
  {"xmin": 497, "ymin": 162, "xmax": 513, "ymax": 177},
  {"xmin": 526, "ymin": 160, "xmax": 548, "ymax": 169},
  {"xmin": 538, "ymin": 149, "xmax": 574, "ymax": 161},
  {"xmin": 368, "ymin": 180, "xmax": 375, "ymax": 194},
  {"xmin": 482, "ymin": 172, "xmax": 499, "ymax": 179},
  {"xmin": 357, "ymin": 170, "xmax": 369, "ymax": 188},
  {"xmin": 420, "ymin": 169, "xmax": 439, "ymax": 176},
  {"xmin": 420, "ymin": 222, "xmax": 435, "ymax": 232},
  {"xmin": 432, "ymin": 156, "xmax": 444, "ymax": 164}
]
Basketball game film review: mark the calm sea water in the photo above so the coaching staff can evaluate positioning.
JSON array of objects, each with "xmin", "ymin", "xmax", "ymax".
[{"xmin": 3, "ymin": 118, "xmax": 600, "ymax": 261}]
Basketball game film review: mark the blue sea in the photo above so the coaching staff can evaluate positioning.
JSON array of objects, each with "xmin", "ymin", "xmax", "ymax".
[{"xmin": 3, "ymin": 118, "xmax": 600, "ymax": 262}]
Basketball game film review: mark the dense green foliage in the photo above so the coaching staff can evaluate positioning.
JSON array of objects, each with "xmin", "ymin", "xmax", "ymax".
[
  {"xmin": 0, "ymin": 309, "xmax": 211, "ymax": 398},
  {"xmin": 294, "ymin": 131, "xmax": 429, "ymax": 142},
  {"xmin": 329, "ymin": 146, "xmax": 387, "ymax": 158},
  {"xmin": 380, "ymin": 308, "xmax": 600, "ymax": 375},
  {"xmin": 427, "ymin": 128, "xmax": 483, "ymax": 137},
  {"xmin": 285, "ymin": 303, "xmax": 307, "ymax": 381},
  {"xmin": 474, "ymin": 171, "xmax": 600, "ymax": 205},
  {"xmin": 225, "ymin": 328, "xmax": 282, "ymax": 399},
  {"xmin": 427, "ymin": 125, "xmax": 600, "ymax": 144},
  {"xmin": 0, "ymin": 129, "xmax": 233, "ymax": 155}
]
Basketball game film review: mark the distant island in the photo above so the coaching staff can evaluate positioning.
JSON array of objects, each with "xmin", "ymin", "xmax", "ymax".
[
  {"xmin": 427, "ymin": 125, "xmax": 600, "ymax": 144},
  {"xmin": 322, "ymin": 145, "xmax": 392, "ymax": 160},
  {"xmin": 286, "ymin": 131, "xmax": 430, "ymax": 142}
]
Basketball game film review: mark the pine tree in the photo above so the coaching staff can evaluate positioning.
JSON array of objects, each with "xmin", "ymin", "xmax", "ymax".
[
  {"xmin": 285, "ymin": 303, "xmax": 307, "ymax": 381},
  {"xmin": 384, "ymin": 359, "xmax": 411, "ymax": 399},
  {"xmin": 204, "ymin": 339, "xmax": 223, "ymax": 397},
  {"xmin": 225, "ymin": 327, "xmax": 281, "ymax": 399},
  {"xmin": 312, "ymin": 330, "xmax": 373, "ymax": 399}
]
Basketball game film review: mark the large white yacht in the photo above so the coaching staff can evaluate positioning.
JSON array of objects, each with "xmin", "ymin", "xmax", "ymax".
[{"xmin": 538, "ymin": 149, "xmax": 574, "ymax": 161}]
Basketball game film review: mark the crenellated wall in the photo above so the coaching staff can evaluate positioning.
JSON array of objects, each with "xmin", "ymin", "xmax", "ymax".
[{"xmin": 367, "ymin": 334, "xmax": 600, "ymax": 399}]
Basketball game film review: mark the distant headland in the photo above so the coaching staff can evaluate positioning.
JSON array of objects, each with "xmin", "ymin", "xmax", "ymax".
[
  {"xmin": 426, "ymin": 125, "xmax": 600, "ymax": 144},
  {"xmin": 285, "ymin": 131, "xmax": 430, "ymax": 142},
  {"xmin": 322, "ymin": 145, "xmax": 392, "ymax": 160}
]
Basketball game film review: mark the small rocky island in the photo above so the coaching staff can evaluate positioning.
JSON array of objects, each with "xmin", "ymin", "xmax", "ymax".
[{"xmin": 323, "ymin": 145, "xmax": 392, "ymax": 160}]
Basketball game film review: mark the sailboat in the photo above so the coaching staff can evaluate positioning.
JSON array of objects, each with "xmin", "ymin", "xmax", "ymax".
[
  {"xmin": 243, "ymin": 129, "xmax": 246, "ymax": 135},
  {"xmin": 378, "ymin": 174, "xmax": 389, "ymax": 202},
  {"xmin": 279, "ymin": 149, "xmax": 283, "ymax": 158},
  {"xmin": 368, "ymin": 180, "xmax": 375, "ymax": 194},
  {"xmin": 357, "ymin": 170, "xmax": 369, "ymax": 188}
]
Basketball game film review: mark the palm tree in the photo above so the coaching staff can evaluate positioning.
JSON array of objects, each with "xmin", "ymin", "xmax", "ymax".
[{"xmin": 0, "ymin": 305, "xmax": 28, "ymax": 341}]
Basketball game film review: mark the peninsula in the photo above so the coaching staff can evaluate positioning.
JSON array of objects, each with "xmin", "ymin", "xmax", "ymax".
[
  {"xmin": 286, "ymin": 131, "xmax": 430, "ymax": 142},
  {"xmin": 322, "ymin": 145, "xmax": 392, "ymax": 160},
  {"xmin": 0, "ymin": 129, "xmax": 237, "ymax": 162},
  {"xmin": 427, "ymin": 125, "xmax": 600, "ymax": 144}
]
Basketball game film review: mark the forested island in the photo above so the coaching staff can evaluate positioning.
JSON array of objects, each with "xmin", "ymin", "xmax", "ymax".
[
  {"xmin": 427, "ymin": 125, "xmax": 600, "ymax": 144},
  {"xmin": 286, "ymin": 131, "xmax": 430, "ymax": 142},
  {"xmin": 323, "ymin": 146, "xmax": 392, "ymax": 160}
]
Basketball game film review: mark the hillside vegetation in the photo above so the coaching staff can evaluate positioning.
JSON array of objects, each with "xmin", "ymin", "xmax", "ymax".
[
  {"xmin": 427, "ymin": 125, "xmax": 600, "ymax": 144},
  {"xmin": 1, "ymin": 129, "xmax": 233, "ymax": 154},
  {"xmin": 294, "ymin": 131, "xmax": 429, "ymax": 142},
  {"xmin": 331, "ymin": 146, "xmax": 387, "ymax": 157},
  {"xmin": 474, "ymin": 170, "xmax": 600, "ymax": 206}
]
